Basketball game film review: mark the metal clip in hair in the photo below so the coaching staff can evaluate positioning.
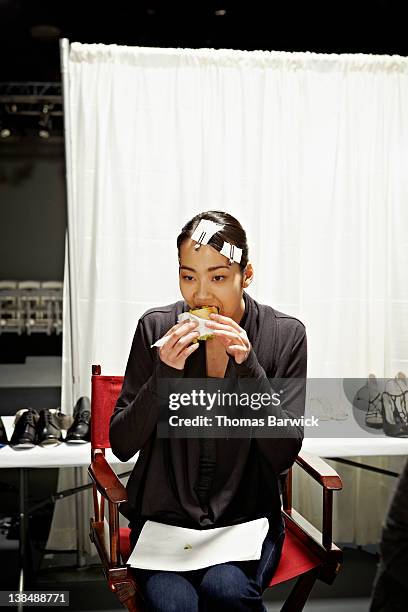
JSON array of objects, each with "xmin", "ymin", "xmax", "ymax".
[
  {"xmin": 220, "ymin": 241, "xmax": 242, "ymax": 265},
  {"xmin": 191, "ymin": 219, "xmax": 224, "ymax": 250}
]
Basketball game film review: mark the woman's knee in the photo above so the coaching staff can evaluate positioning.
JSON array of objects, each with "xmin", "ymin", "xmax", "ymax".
[
  {"xmin": 143, "ymin": 571, "xmax": 198, "ymax": 612},
  {"xmin": 199, "ymin": 564, "xmax": 262, "ymax": 610}
]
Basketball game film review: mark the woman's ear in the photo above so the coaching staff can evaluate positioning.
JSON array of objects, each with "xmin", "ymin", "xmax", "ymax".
[{"xmin": 242, "ymin": 263, "xmax": 254, "ymax": 288}]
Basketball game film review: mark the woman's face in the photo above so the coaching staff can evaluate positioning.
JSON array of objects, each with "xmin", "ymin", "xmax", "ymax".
[{"xmin": 178, "ymin": 238, "xmax": 252, "ymax": 323}]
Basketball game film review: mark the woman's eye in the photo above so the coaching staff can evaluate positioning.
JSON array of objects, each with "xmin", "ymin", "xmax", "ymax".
[{"xmin": 181, "ymin": 275, "xmax": 225, "ymax": 282}]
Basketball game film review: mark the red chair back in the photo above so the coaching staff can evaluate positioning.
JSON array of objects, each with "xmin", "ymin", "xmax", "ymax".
[{"xmin": 91, "ymin": 364, "xmax": 123, "ymax": 451}]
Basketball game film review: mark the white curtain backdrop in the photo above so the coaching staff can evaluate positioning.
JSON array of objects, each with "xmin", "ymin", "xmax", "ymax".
[{"xmin": 51, "ymin": 43, "xmax": 408, "ymax": 552}]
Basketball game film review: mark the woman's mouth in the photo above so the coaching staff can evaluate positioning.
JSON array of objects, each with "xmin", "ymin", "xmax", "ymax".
[{"xmin": 192, "ymin": 304, "xmax": 223, "ymax": 315}]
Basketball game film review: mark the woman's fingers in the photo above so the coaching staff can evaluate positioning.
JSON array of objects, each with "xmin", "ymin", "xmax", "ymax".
[
  {"xmin": 225, "ymin": 344, "xmax": 248, "ymax": 364},
  {"xmin": 207, "ymin": 326, "xmax": 251, "ymax": 364},
  {"xmin": 180, "ymin": 341, "xmax": 200, "ymax": 358},
  {"xmin": 209, "ymin": 313, "xmax": 242, "ymax": 332},
  {"xmin": 163, "ymin": 321, "xmax": 198, "ymax": 350},
  {"xmin": 159, "ymin": 322, "xmax": 200, "ymax": 369},
  {"xmin": 173, "ymin": 330, "xmax": 201, "ymax": 357},
  {"xmin": 162, "ymin": 319, "xmax": 197, "ymax": 340},
  {"xmin": 207, "ymin": 317, "xmax": 247, "ymax": 340},
  {"xmin": 160, "ymin": 325, "xmax": 199, "ymax": 364},
  {"xmin": 208, "ymin": 329, "xmax": 245, "ymax": 343},
  {"xmin": 206, "ymin": 321, "xmax": 233, "ymax": 332}
]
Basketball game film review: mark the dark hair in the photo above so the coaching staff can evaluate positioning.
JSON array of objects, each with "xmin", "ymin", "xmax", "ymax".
[{"xmin": 177, "ymin": 211, "xmax": 249, "ymax": 273}]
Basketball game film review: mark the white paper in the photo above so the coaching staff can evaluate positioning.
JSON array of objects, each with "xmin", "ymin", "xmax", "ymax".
[
  {"xmin": 177, "ymin": 312, "xmax": 214, "ymax": 338},
  {"xmin": 190, "ymin": 219, "xmax": 224, "ymax": 246},
  {"xmin": 150, "ymin": 334, "xmax": 173, "ymax": 348},
  {"xmin": 150, "ymin": 312, "xmax": 215, "ymax": 348},
  {"xmin": 127, "ymin": 518, "xmax": 269, "ymax": 572},
  {"xmin": 220, "ymin": 242, "xmax": 243, "ymax": 264}
]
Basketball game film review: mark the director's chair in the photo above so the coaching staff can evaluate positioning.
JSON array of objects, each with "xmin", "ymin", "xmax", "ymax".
[{"xmin": 88, "ymin": 365, "xmax": 343, "ymax": 612}]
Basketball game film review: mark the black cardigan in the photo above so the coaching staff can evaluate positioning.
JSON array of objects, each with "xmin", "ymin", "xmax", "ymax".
[{"xmin": 110, "ymin": 290, "xmax": 307, "ymax": 540}]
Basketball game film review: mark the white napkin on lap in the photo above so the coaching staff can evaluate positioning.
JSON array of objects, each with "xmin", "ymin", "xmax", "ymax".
[
  {"xmin": 127, "ymin": 518, "xmax": 269, "ymax": 572},
  {"xmin": 150, "ymin": 312, "xmax": 214, "ymax": 348}
]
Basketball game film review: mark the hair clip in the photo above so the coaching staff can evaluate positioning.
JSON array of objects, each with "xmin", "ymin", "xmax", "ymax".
[
  {"xmin": 194, "ymin": 232, "xmax": 205, "ymax": 250},
  {"xmin": 191, "ymin": 219, "xmax": 224, "ymax": 250},
  {"xmin": 220, "ymin": 241, "xmax": 242, "ymax": 265}
]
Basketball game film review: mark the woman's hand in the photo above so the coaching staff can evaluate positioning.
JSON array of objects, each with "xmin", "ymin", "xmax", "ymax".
[
  {"xmin": 158, "ymin": 320, "xmax": 200, "ymax": 370},
  {"xmin": 206, "ymin": 313, "xmax": 251, "ymax": 364}
]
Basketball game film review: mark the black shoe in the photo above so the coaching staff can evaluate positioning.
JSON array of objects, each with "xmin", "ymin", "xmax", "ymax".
[
  {"xmin": 65, "ymin": 397, "xmax": 91, "ymax": 444},
  {"xmin": 37, "ymin": 409, "xmax": 64, "ymax": 447},
  {"xmin": 0, "ymin": 417, "xmax": 8, "ymax": 447},
  {"xmin": 10, "ymin": 408, "xmax": 39, "ymax": 449}
]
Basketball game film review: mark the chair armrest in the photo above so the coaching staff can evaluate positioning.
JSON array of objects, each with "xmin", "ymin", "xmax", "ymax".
[
  {"xmin": 89, "ymin": 452, "xmax": 127, "ymax": 568},
  {"xmin": 88, "ymin": 452, "xmax": 128, "ymax": 504},
  {"xmin": 292, "ymin": 451, "xmax": 343, "ymax": 551},
  {"xmin": 296, "ymin": 451, "xmax": 342, "ymax": 490}
]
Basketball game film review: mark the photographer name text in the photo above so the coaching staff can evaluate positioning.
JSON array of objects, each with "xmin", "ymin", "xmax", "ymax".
[{"xmin": 167, "ymin": 415, "xmax": 319, "ymax": 428}]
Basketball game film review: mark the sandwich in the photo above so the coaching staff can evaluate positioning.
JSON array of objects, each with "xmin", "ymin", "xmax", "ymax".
[{"xmin": 189, "ymin": 305, "xmax": 219, "ymax": 342}]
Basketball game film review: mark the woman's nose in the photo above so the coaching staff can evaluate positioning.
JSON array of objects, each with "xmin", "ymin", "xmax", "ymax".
[{"xmin": 194, "ymin": 283, "xmax": 212, "ymax": 303}]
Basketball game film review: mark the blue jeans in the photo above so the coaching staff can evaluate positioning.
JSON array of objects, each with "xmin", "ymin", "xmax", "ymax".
[{"xmin": 131, "ymin": 516, "xmax": 285, "ymax": 612}]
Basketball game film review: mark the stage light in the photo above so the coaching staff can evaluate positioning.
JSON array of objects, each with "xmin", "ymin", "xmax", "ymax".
[
  {"xmin": 0, "ymin": 107, "xmax": 12, "ymax": 138},
  {"xmin": 215, "ymin": 9, "xmax": 227, "ymax": 16},
  {"xmin": 0, "ymin": 83, "xmax": 63, "ymax": 142},
  {"xmin": 38, "ymin": 104, "xmax": 52, "ymax": 139},
  {"xmin": 38, "ymin": 128, "xmax": 50, "ymax": 139}
]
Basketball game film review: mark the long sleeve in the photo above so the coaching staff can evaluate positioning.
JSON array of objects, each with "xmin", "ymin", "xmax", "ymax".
[
  {"xmin": 109, "ymin": 317, "xmax": 183, "ymax": 462},
  {"xmin": 231, "ymin": 321, "xmax": 307, "ymax": 475}
]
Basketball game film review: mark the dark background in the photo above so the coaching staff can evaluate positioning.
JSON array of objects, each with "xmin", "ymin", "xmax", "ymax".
[
  {"xmin": 0, "ymin": 0, "xmax": 407, "ymax": 82},
  {"xmin": 0, "ymin": 142, "xmax": 66, "ymax": 280},
  {"xmin": 1, "ymin": 0, "xmax": 407, "ymax": 281}
]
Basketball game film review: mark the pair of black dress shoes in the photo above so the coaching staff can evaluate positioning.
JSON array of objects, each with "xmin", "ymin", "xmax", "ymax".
[{"xmin": 6, "ymin": 397, "xmax": 91, "ymax": 449}]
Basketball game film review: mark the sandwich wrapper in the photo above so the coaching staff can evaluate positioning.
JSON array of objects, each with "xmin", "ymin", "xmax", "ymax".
[
  {"xmin": 126, "ymin": 517, "xmax": 269, "ymax": 572},
  {"xmin": 150, "ymin": 311, "xmax": 215, "ymax": 348}
]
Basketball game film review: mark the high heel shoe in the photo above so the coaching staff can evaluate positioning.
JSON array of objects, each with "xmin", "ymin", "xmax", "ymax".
[
  {"xmin": 381, "ymin": 392, "xmax": 408, "ymax": 438},
  {"xmin": 395, "ymin": 372, "xmax": 408, "ymax": 428},
  {"xmin": 353, "ymin": 374, "xmax": 383, "ymax": 429},
  {"xmin": 365, "ymin": 391, "xmax": 383, "ymax": 429}
]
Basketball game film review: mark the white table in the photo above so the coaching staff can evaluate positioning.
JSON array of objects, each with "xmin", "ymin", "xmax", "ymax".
[
  {"xmin": 0, "ymin": 416, "xmax": 136, "ymax": 599},
  {"xmin": 3, "ymin": 417, "xmax": 408, "ymax": 467},
  {"xmin": 303, "ymin": 437, "xmax": 408, "ymax": 457},
  {"xmin": 0, "ymin": 440, "xmax": 130, "ymax": 468},
  {"xmin": 0, "ymin": 416, "xmax": 137, "ymax": 468}
]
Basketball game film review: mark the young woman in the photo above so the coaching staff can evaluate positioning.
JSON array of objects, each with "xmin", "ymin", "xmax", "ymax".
[{"xmin": 110, "ymin": 211, "xmax": 307, "ymax": 611}]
